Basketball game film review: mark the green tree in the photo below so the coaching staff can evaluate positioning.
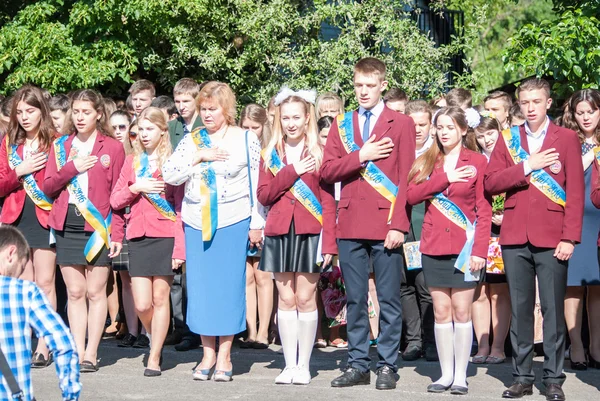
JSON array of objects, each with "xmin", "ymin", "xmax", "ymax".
[{"xmin": 0, "ymin": 0, "xmax": 473, "ymax": 105}]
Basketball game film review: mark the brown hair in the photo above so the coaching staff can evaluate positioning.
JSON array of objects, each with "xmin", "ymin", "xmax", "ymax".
[
  {"xmin": 128, "ymin": 79, "xmax": 156, "ymax": 97},
  {"xmin": 0, "ymin": 226, "xmax": 30, "ymax": 264},
  {"xmin": 445, "ymin": 88, "xmax": 472, "ymax": 109},
  {"xmin": 134, "ymin": 107, "xmax": 173, "ymax": 169},
  {"xmin": 7, "ymin": 85, "xmax": 56, "ymax": 152},
  {"xmin": 173, "ymin": 78, "xmax": 200, "ymax": 98},
  {"xmin": 516, "ymin": 78, "xmax": 551, "ymax": 99},
  {"xmin": 354, "ymin": 57, "xmax": 386, "ymax": 80},
  {"xmin": 562, "ymin": 89, "xmax": 600, "ymax": 144},
  {"xmin": 384, "ymin": 88, "xmax": 408, "ymax": 104},
  {"xmin": 408, "ymin": 107, "xmax": 478, "ymax": 184},
  {"xmin": 110, "ymin": 110, "xmax": 134, "ymax": 155},
  {"xmin": 239, "ymin": 103, "xmax": 271, "ymax": 147},
  {"xmin": 196, "ymin": 81, "xmax": 237, "ymax": 126},
  {"xmin": 66, "ymin": 89, "xmax": 114, "ymax": 138},
  {"xmin": 405, "ymin": 100, "xmax": 431, "ymax": 119},
  {"xmin": 473, "ymin": 115, "xmax": 502, "ymax": 153}
]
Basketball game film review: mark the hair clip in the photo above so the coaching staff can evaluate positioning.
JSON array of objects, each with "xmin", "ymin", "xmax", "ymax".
[{"xmin": 465, "ymin": 108, "xmax": 481, "ymax": 128}]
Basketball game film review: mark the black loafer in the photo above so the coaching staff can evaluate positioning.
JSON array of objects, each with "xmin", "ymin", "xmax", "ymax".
[
  {"xmin": 545, "ymin": 384, "xmax": 565, "ymax": 401},
  {"xmin": 427, "ymin": 383, "xmax": 451, "ymax": 393},
  {"xmin": 331, "ymin": 367, "xmax": 370, "ymax": 387},
  {"xmin": 502, "ymin": 382, "xmax": 533, "ymax": 398},
  {"xmin": 375, "ymin": 365, "xmax": 398, "ymax": 390},
  {"xmin": 164, "ymin": 331, "xmax": 183, "ymax": 346},
  {"xmin": 133, "ymin": 334, "xmax": 150, "ymax": 348},
  {"xmin": 80, "ymin": 360, "xmax": 99, "ymax": 373},
  {"xmin": 401, "ymin": 345, "xmax": 422, "ymax": 361},
  {"xmin": 144, "ymin": 368, "xmax": 161, "ymax": 377},
  {"xmin": 451, "ymin": 385, "xmax": 469, "ymax": 395},
  {"xmin": 31, "ymin": 352, "xmax": 53, "ymax": 369},
  {"xmin": 175, "ymin": 337, "xmax": 201, "ymax": 352},
  {"xmin": 570, "ymin": 359, "xmax": 587, "ymax": 371},
  {"xmin": 118, "ymin": 333, "xmax": 137, "ymax": 348}
]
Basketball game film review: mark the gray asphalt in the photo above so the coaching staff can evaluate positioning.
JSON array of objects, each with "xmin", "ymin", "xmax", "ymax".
[{"xmin": 32, "ymin": 340, "xmax": 599, "ymax": 400}]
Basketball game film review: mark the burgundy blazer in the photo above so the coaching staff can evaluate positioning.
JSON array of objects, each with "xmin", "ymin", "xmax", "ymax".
[
  {"xmin": 257, "ymin": 149, "xmax": 337, "ymax": 255},
  {"xmin": 110, "ymin": 155, "xmax": 185, "ymax": 260},
  {"xmin": 589, "ymin": 158, "xmax": 600, "ymax": 246},
  {"xmin": 407, "ymin": 148, "xmax": 492, "ymax": 259},
  {"xmin": 484, "ymin": 122, "xmax": 584, "ymax": 247},
  {"xmin": 43, "ymin": 132, "xmax": 126, "ymax": 243},
  {"xmin": 0, "ymin": 140, "xmax": 50, "ymax": 227},
  {"xmin": 321, "ymin": 106, "xmax": 416, "ymax": 240}
]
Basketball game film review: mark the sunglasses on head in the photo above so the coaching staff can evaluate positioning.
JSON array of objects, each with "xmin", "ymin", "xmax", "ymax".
[
  {"xmin": 129, "ymin": 131, "xmax": 137, "ymax": 137},
  {"xmin": 112, "ymin": 124, "xmax": 128, "ymax": 131}
]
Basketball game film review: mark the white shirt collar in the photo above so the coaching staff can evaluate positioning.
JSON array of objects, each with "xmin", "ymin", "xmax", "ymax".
[
  {"xmin": 359, "ymin": 100, "xmax": 385, "ymax": 119},
  {"xmin": 524, "ymin": 117, "xmax": 550, "ymax": 139},
  {"xmin": 416, "ymin": 135, "xmax": 433, "ymax": 158}
]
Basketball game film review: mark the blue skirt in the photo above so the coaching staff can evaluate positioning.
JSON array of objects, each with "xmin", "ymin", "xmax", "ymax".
[{"xmin": 185, "ymin": 218, "xmax": 249, "ymax": 336}]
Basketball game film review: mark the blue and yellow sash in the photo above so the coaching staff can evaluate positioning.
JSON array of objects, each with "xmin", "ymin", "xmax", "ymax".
[
  {"xmin": 133, "ymin": 152, "xmax": 176, "ymax": 222},
  {"xmin": 336, "ymin": 112, "xmax": 397, "ymax": 223},
  {"xmin": 429, "ymin": 192, "xmax": 478, "ymax": 281},
  {"xmin": 594, "ymin": 146, "xmax": 600, "ymax": 166},
  {"xmin": 502, "ymin": 126, "xmax": 566, "ymax": 207},
  {"xmin": 6, "ymin": 136, "xmax": 53, "ymax": 211},
  {"xmin": 262, "ymin": 148, "xmax": 323, "ymax": 224},
  {"xmin": 54, "ymin": 136, "xmax": 111, "ymax": 263},
  {"xmin": 190, "ymin": 128, "xmax": 218, "ymax": 242}
]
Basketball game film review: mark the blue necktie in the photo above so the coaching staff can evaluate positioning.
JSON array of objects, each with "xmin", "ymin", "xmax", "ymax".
[{"xmin": 362, "ymin": 110, "xmax": 372, "ymax": 143}]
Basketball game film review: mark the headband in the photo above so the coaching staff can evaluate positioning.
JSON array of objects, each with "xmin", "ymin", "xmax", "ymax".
[{"xmin": 274, "ymin": 87, "xmax": 317, "ymax": 106}]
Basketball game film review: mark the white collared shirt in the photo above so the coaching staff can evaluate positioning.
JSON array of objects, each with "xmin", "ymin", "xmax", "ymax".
[
  {"xmin": 358, "ymin": 100, "xmax": 385, "ymax": 139},
  {"xmin": 523, "ymin": 117, "xmax": 550, "ymax": 175},
  {"xmin": 416, "ymin": 135, "xmax": 434, "ymax": 158}
]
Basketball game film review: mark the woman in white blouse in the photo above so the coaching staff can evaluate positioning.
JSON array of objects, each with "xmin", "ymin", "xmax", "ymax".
[{"xmin": 162, "ymin": 81, "xmax": 264, "ymax": 382}]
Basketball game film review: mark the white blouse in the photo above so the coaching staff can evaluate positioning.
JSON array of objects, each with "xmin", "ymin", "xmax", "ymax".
[{"xmin": 162, "ymin": 128, "xmax": 265, "ymax": 231}]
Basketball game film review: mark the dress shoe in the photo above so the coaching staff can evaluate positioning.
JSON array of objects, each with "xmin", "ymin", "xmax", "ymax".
[
  {"xmin": 502, "ymin": 382, "xmax": 533, "ymax": 398},
  {"xmin": 164, "ymin": 331, "xmax": 183, "ymax": 346},
  {"xmin": 175, "ymin": 338, "xmax": 200, "ymax": 352},
  {"xmin": 451, "ymin": 385, "xmax": 469, "ymax": 395},
  {"xmin": 425, "ymin": 344, "xmax": 439, "ymax": 361},
  {"xmin": 292, "ymin": 366, "xmax": 311, "ymax": 385},
  {"xmin": 213, "ymin": 369, "xmax": 233, "ymax": 382},
  {"xmin": 330, "ymin": 367, "xmax": 370, "ymax": 387},
  {"xmin": 275, "ymin": 366, "xmax": 297, "ymax": 384},
  {"xmin": 144, "ymin": 368, "xmax": 161, "ymax": 377},
  {"xmin": 545, "ymin": 383, "xmax": 565, "ymax": 401},
  {"xmin": 569, "ymin": 359, "xmax": 587, "ymax": 371},
  {"xmin": 31, "ymin": 352, "xmax": 53, "ymax": 369},
  {"xmin": 427, "ymin": 383, "xmax": 451, "ymax": 393},
  {"xmin": 133, "ymin": 334, "xmax": 150, "ymax": 348},
  {"xmin": 118, "ymin": 333, "xmax": 137, "ymax": 348},
  {"xmin": 375, "ymin": 365, "xmax": 397, "ymax": 390},
  {"xmin": 401, "ymin": 345, "xmax": 422, "ymax": 361}
]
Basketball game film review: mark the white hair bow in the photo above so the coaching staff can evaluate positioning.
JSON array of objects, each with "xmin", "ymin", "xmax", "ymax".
[
  {"xmin": 465, "ymin": 107, "xmax": 481, "ymax": 129},
  {"xmin": 274, "ymin": 87, "xmax": 317, "ymax": 106}
]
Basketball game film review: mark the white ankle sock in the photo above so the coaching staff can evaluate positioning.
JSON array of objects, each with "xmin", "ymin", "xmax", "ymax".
[
  {"xmin": 277, "ymin": 309, "xmax": 298, "ymax": 368},
  {"xmin": 297, "ymin": 310, "xmax": 318, "ymax": 370},
  {"xmin": 434, "ymin": 322, "xmax": 455, "ymax": 387},
  {"xmin": 453, "ymin": 321, "xmax": 473, "ymax": 388}
]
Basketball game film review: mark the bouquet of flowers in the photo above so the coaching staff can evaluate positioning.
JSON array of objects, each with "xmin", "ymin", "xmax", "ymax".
[
  {"xmin": 492, "ymin": 193, "xmax": 505, "ymax": 214},
  {"xmin": 319, "ymin": 265, "xmax": 347, "ymax": 328}
]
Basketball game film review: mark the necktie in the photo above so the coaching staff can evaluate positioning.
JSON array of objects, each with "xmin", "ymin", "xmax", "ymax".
[{"xmin": 362, "ymin": 110, "xmax": 372, "ymax": 143}]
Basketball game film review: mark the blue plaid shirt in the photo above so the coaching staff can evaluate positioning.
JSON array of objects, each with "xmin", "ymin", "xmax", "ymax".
[{"xmin": 0, "ymin": 276, "xmax": 81, "ymax": 401}]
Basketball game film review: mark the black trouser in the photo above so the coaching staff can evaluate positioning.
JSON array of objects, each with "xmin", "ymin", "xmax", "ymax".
[
  {"xmin": 502, "ymin": 243, "xmax": 567, "ymax": 385},
  {"xmin": 338, "ymin": 239, "xmax": 404, "ymax": 373},
  {"xmin": 170, "ymin": 265, "xmax": 195, "ymax": 339},
  {"xmin": 400, "ymin": 268, "xmax": 434, "ymax": 349}
]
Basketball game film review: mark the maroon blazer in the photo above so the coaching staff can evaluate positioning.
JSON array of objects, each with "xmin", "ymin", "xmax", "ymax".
[
  {"xmin": 484, "ymin": 122, "xmax": 584, "ymax": 247},
  {"xmin": 0, "ymin": 139, "xmax": 50, "ymax": 227},
  {"xmin": 321, "ymin": 106, "xmax": 416, "ymax": 240},
  {"xmin": 407, "ymin": 148, "xmax": 492, "ymax": 259},
  {"xmin": 43, "ymin": 132, "xmax": 126, "ymax": 243},
  {"xmin": 110, "ymin": 155, "xmax": 185, "ymax": 260},
  {"xmin": 589, "ymin": 158, "xmax": 600, "ymax": 246},
  {"xmin": 257, "ymin": 149, "xmax": 337, "ymax": 255}
]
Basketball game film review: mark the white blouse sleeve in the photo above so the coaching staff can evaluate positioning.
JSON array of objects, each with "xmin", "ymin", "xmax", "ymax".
[
  {"xmin": 247, "ymin": 132, "xmax": 266, "ymax": 230},
  {"xmin": 163, "ymin": 134, "xmax": 195, "ymax": 186}
]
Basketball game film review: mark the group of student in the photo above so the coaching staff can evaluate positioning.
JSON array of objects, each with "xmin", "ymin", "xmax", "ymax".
[{"xmin": 0, "ymin": 56, "xmax": 598, "ymax": 401}]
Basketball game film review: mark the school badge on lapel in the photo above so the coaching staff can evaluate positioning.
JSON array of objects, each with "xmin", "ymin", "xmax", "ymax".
[
  {"xmin": 465, "ymin": 165, "xmax": 477, "ymax": 178},
  {"xmin": 100, "ymin": 154, "xmax": 111, "ymax": 168},
  {"xmin": 549, "ymin": 160, "xmax": 561, "ymax": 174}
]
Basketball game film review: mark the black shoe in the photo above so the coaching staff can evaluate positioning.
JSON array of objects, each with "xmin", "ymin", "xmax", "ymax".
[
  {"xmin": 401, "ymin": 345, "xmax": 422, "ymax": 361},
  {"xmin": 425, "ymin": 344, "xmax": 438, "ymax": 361},
  {"xmin": 570, "ymin": 359, "xmax": 587, "ymax": 370},
  {"xmin": 427, "ymin": 383, "xmax": 451, "ymax": 393},
  {"xmin": 174, "ymin": 337, "xmax": 200, "ymax": 352},
  {"xmin": 589, "ymin": 353, "xmax": 600, "ymax": 369},
  {"xmin": 144, "ymin": 368, "xmax": 161, "ymax": 377},
  {"xmin": 31, "ymin": 352, "xmax": 53, "ymax": 369},
  {"xmin": 451, "ymin": 385, "xmax": 469, "ymax": 395},
  {"xmin": 375, "ymin": 365, "xmax": 397, "ymax": 390},
  {"xmin": 133, "ymin": 334, "xmax": 150, "ymax": 348},
  {"xmin": 502, "ymin": 382, "xmax": 533, "ymax": 398},
  {"xmin": 118, "ymin": 333, "xmax": 137, "ymax": 348},
  {"xmin": 545, "ymin": 384, "xmax": 565, "ymax": 401},
  {"xmin": 331, "ymin": 367, "xmax": 370, "ymax": 387},
  {"xmin": 164, "ymin": 331, "xmax": 183, "ymax": 346}
]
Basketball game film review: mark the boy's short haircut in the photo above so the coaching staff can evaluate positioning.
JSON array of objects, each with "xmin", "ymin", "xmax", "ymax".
[
  {"xmin": 445, "ymin": 88, "xmax": 472, "ymax": 109},
  {"xmin": 516, "ymin": 78, "xmax": 551, "ymax": 99},
  {"xmin": 0, "ymin": 226, "xmax": 30, "ymax": 263},
  {"xmin": 128, "ymin": 79, "xmax": 156, "ymax": 97},
  {"xmin": 151, "ymin": 95, "xmax": 178, "ymax": 117},
  {"xmin": 49, "ymin": 94, "xmax": 70, "ymax": 113},
  {"xmin": 173, "ymin": 78, "xmax": 200, "ymax": 99},
  {"xmin": 354, "ymin": 57, "xmax": 386, "ymax": 80},
  {"xmin": 125, "ymin": 95, "xmax": 134, "ymax": 113},
  {"xmin": 484, "ymin": 91, "xmax": 513, "ymax": 111},
  {"xmin": 405, "ymin": 100, "xmax": 432, "ymax": 119},
  {"xmin": 384, "ymin": 88, "xmax": 408, "ymax": 104},
  {"xmin": 1, "ymin": 95, "xmax": 14, "ymax": 118}
]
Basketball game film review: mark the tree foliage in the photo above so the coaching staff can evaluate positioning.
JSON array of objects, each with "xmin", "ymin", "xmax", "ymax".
[{"xmin": 0, "ymin": 0, "xmax": 473, "ymax": 106}]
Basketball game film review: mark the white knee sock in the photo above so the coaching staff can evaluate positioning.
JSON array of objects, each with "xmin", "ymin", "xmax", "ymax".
[
  {"xmin": 277, "ymin": 309, "xmax": 298, "ymax": 368},
  {"xmin": 453, "ymin": 321, "xmax": 473, "ymax": 388},
  {"xmin": 297, "ymin": 310, "xmax": 318, "ymax": 370},
  {"xmin": 434, "ymin": 322, "xmax": 455, "ymax": 387}
]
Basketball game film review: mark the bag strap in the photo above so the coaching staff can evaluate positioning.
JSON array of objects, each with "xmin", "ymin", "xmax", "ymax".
[
  {"xmin": 245, "ymin": 130, "xmax": 254, "ymax": 208},
  {"xmin": 0, "ymin": 346, "xmax": 24, "ymax": 400}
]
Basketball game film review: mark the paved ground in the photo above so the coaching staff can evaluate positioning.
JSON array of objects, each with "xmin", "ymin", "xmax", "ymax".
[{"xmin": 32, "ymin": 340, "xmax": 599, "ymax": 400}]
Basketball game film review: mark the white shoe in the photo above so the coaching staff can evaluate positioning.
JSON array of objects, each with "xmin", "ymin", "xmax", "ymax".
[
  {"xmin": 292, "ymin": 367, "xmax": 311, "ymax": 385},
  {"xmin": 275, "ymin": 366, "xmax": 297, "ymax": 384}
]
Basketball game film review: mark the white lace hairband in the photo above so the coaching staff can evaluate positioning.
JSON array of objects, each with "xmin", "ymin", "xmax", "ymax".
[{"xmin": 274, "ymin": 87, "xmax": 317, "ymax": 106}]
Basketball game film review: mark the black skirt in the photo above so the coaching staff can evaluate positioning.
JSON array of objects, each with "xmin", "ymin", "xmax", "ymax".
[
  {"xmin": 55, "ymin": 204, "xmax": 111, "ymax": 266},
  {"xmin": 128, "ymin": 236, "xmax": 175, "ymax": 277},
  {"xmin": 422, "ymin": 254, "xmax": 483, "ymax": 289},
  {"xmin": 111, "ymin": 238, "xmax": 129, "ymax": 271},
  {"xmin": 260, "ymin": 220, "xmax": 321, "ymax": 274},
  {"xmin": 13, "ymin": 196, "xmax": 52, "ymax": 249}
]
